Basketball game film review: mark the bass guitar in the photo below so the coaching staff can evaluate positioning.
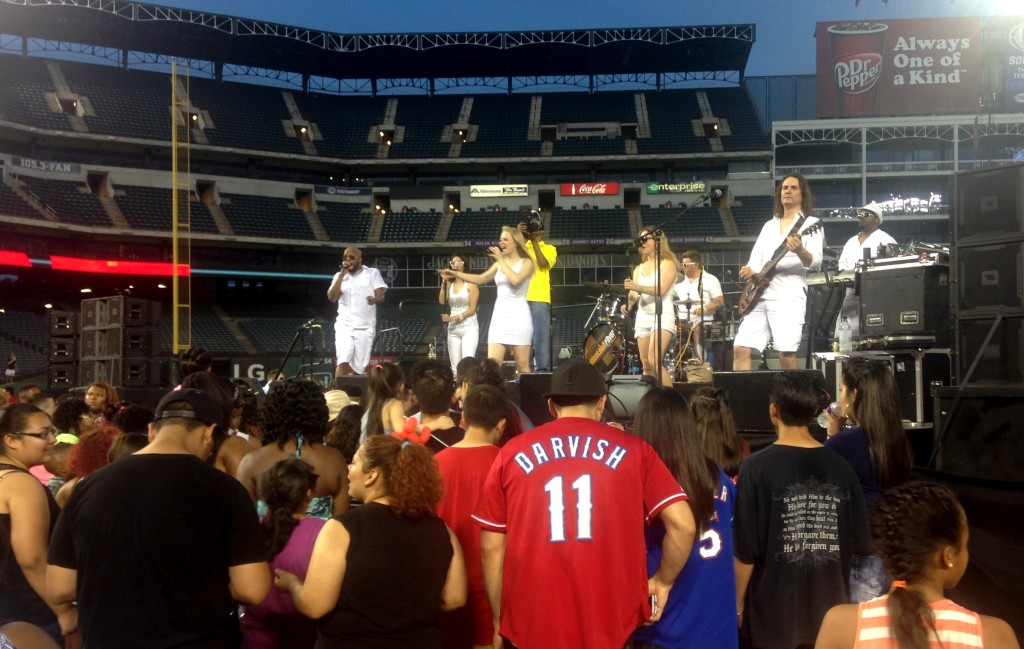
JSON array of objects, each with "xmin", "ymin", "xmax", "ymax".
[{"xmin": 737, "ymin": 219, "xmax": 823, "ymax": 316}]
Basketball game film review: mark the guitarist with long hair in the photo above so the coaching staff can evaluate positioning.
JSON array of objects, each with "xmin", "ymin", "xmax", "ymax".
[{"xmin": 732, "ymin": 174, "xmax": 824, "ymax": 370}]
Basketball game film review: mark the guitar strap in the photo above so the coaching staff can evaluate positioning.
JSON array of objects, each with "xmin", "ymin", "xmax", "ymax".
[{"xmin": 767, "ymin": 212, "xmax": 809, "ymax": 262}]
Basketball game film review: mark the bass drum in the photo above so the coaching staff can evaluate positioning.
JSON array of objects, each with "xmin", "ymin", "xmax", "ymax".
[{"xmin": 584, "ymin": 323, "xmax": 624, "ymax": 375}]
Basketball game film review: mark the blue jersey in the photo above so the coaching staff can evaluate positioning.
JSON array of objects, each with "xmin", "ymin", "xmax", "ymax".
[{"xmin": 631, "ymin": 467, "xmax": 738, "ymax": 649}]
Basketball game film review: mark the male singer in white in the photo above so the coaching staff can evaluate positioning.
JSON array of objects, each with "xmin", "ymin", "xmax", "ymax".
[
  {"xmin": 674, "ymin": 249, "xmax": 725, "ymax": 362},
  {"xmin": 836, "ymin": 200, "xmax": 896, "ymax": 338},
  {"xmin": 328, "ymin": 247, "xmax": 387, "ymax": 376}
]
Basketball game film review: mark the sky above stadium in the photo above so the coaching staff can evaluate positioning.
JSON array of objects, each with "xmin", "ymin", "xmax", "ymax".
[{"xmin": 152, "ymin": 0, "xmax": 1021, "ymax": 76}]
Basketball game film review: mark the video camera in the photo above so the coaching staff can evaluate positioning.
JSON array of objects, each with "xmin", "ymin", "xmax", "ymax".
[{"xmin": 519, "ymin": 210, "xmax": 543, "ymax": 234}]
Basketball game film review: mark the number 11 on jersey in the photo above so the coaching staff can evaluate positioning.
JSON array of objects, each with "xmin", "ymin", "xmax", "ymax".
[{"xmin": 544, "ymin": 474, "xmax": 593, "ymax": 542}]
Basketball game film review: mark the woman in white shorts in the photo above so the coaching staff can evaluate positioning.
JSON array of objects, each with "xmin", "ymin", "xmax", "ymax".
[{"xmin": 623, "ymin": 226, "xmax": 678, "ymax": 386}]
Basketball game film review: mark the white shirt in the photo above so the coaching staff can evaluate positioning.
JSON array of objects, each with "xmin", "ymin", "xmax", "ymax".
[
  {"xmin": 333, "ymin": 266, "xmax": 387, "ymax": 330},
  {"xmin": 674, "ymin": 270, "xmax": 723, "ymax": 318},
  {"xmin": 837, "ymin": 229, "xmax": 898, "ymax": 272},
  {"xmin": 745, "ymin": 214, "xmax": 823, "ymax": 301}
]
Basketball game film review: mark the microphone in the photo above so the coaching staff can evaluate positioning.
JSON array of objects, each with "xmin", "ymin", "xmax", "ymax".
[
  {"xmin": 300, "ymin": 318, "xmax": 319, "ymax": 329},
  {"xmin": 709, "ymin": 189, "xmax": 723, "ymax": 199}
]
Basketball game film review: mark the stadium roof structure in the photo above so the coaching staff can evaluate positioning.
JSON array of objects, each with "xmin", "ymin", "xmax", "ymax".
[{"xmin": 0, "ymin": 0, "xmax": 755, "ymax": 93}]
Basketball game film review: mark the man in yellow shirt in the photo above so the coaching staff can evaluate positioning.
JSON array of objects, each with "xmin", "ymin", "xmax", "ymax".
[{"xmin": 519, "ymin": 212, "xmax": 557, "ymax": 372}]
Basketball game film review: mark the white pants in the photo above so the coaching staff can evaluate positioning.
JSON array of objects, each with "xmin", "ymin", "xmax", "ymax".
[
  {"xmin": 733, "ymin": 295, "xmax": 806, "ymax": 353},
  {"xmin": 336, "ymin": 326, "xmax": 375, "ymax": 374},
  {"xmin": 446, "ymin": 316, "xmax": 480, "ymax": 375}
]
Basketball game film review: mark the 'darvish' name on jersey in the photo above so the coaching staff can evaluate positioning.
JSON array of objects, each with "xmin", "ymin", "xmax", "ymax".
[{"xmin": 512, "ymin": 434, "xmax": 628, "ymax": 474}]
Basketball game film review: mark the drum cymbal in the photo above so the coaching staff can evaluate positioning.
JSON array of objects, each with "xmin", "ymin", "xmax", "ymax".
[{"xmin": 583, "ymin": 281, "xmax": 626, "ymax": 293}]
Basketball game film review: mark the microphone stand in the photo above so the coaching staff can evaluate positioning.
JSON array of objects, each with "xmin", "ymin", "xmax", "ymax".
[
  {"xmin": 284, "ymin": 319, "xmax": 319, "ymax": 379},
  {"xmin": 637, "ymin": 192, "xmax": 716, "ymax": 384},
  {"xmin": 696, "ymin": 270, "xmax": 705, "ymax": 363}
]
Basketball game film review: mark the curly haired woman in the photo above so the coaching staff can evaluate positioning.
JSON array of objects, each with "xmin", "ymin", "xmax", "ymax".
[
  {"xmin": 275, "ymin": 435, "xmax": 467, "ymax": 648},
  {"xmin": 235, "ymin": 379, "xmax": 349, "ymax": 518}
]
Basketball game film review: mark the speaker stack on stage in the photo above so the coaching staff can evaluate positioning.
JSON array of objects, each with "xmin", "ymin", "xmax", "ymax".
[
  {"xmin": 47, "ymin": 310, "xmax": 79, "ymax": 390},
  {"xmin": 935, "ymin": 163, "xmax": 1024, "ymax": 481},
  {"xmin": 78, "ymin": 296, "xmax": 161, "ymax": 388}
]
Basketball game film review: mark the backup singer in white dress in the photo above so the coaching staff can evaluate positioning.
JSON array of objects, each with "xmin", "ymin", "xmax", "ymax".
[
  {"xmin": 439, "ymin": 254, "xmax": 480, "ymax": 375},
  {"xmin": 440, "ymin": 226, "xmax": 534, "ymax": 375}
]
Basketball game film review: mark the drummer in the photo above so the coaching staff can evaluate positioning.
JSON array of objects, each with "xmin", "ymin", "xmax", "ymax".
[{"xmin": 673, "ymin": 250, "xmax": 725, "ymax": 362}]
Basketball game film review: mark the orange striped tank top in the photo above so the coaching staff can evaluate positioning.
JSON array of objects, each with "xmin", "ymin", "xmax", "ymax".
[{"xmin": 854, "ymin": 595, "xmax": 984, "ymax": 648}]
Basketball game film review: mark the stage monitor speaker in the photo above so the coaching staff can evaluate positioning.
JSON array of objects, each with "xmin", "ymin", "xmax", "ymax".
[
  {"xmin": 954, "ymin": 163, "xmax": 1024, "ymax": 244},
  {"xmin": 955, "ymin": 240, "xmax": 1024, "ymax": 316},
  {"xmin": 932, "ymin": 385, "xmax": 1024, "ymax": 482},
  {"xmin": 518, "ymin": 372, "xmax": 554, "ymax": 427},
  {"xmin": 333, "ymin": 375, "xmax": 369, "ymax": 401},
  {"xmin": 956, "ymin": 316, "xmax": 1024, "ymax": 385},
  {"xmin": 605, "ymin": 375, "xmax": 657, "ymax": 426},
  {"xmin": 713, "ymin": 370, "xmax": 827, "ymax": 433}
]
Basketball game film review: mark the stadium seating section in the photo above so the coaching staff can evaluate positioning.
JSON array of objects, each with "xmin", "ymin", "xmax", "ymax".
[
  {"xmin": 730, "ymin": 195, "xmax": 775, "ymax": 236},
  {"xmin": 17, "ymin": 176, "xmax": 112, "ymax": 227},
  {"xmin": 115, "ymin": 185, "xmax": 220, "ymax": 234}
]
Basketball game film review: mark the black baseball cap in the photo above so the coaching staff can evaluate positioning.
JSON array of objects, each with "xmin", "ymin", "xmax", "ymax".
[
  {"xmin": 543, "ymin": 360, "xmax": 607, "ymax": 399},
  {"xmin": 154, "ymin": 388, "xmax": 221, "ymax": 426}
]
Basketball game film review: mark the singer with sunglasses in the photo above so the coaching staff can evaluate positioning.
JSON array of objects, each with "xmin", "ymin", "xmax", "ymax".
[
  {"xmin": 438, "ymin": 254, "xmax": 480, "ymax": 376},
  {"xmin": 623, "ymin": 227, "xmax": 679, "ymax": 386},
  {"xmin": 328, "ymin": 247, "xmax": 388, "ymax": 377},
  {"xmin": 0, "ymin": 404, "xmax": 78, "ymax": 646}
]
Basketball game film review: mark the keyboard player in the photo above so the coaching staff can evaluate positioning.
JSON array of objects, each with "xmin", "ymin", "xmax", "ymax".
[{"xmin": 836, "ymin": 201, "xmax": 897, "ymax": 338}]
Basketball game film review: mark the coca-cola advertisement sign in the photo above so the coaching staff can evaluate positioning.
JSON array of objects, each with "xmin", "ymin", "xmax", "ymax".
[
  {"xmin": 560, "ymin": 182, "xmax": 620, "ymax": 196},
  {"xmin": 817, "ymin": 17, "xmax": 981, "ymax": 118}
]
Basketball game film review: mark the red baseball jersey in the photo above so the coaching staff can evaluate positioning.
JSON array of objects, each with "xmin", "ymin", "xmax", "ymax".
[{"xmin": 472, "ymin": 417, "xmax": 687, "ymax": 649}]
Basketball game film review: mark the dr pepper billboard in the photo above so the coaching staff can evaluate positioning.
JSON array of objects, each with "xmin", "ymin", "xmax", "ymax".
[{"xmin": 816, "ymin": 17, "xmax": 981, "ymax": 118}]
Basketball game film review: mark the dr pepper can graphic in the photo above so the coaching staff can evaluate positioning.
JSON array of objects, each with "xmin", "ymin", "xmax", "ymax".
[{"xmin": 828, "ymin": 22, "xmax": 888, "ymax": 116}]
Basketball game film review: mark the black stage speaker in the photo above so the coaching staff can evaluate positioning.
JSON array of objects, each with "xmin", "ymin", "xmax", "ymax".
[
  {"xmin": 49, "ymin": 310, "xmax": 78, "ymax": 336},
  {"xmin": 954, "ymin": 163, "xmax": 1024, "ymax": 244},
  {"xmin": 956, "ymin": 316, "xmax": 1024, "ymax": 384},
  {"xmin": 48, "ymin": 364, "xmax": 78, "ymax": 391},
  {"xmin": 49, "ymin": 338, "xmax": 76, "ymax": 363},
  {"xmin": 713, "ymin": 370, "xmax": 827, "ymax": 433},
  {"xmin": 932, "ymin": 385, "xmax": 1024, "ymax": 482},
  {"xmin": 333, "ymin": 375, "xmax": 369, "ymax": 401},
  {"xmin": 955, "ymin": 240, "xmax": 1024, "ymax": 316},
  {"xmin": 859, "ymin": 264, "xmax": 950, "ymax": 346},
  {"xmin": 518, "ymin": 372, "xmax": 554, "ymax": 427},
  {"xmin": 605, "ymin": 375, "xmax": 657, "ymax": 425}
]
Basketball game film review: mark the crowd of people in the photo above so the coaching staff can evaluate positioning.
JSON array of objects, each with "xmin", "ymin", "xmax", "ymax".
[
  {"xmin": 0, "ymin": 353, "xmax": 1018, "ymax": 649},
  {"xmin": 0, "ymin": 176, "xmax": 1015, "ymax": 648}
]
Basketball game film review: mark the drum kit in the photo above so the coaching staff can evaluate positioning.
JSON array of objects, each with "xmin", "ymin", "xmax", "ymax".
[
  {"xmin": 582, "ymin": 282, "xmax": 634, "ymax": 376},
  {"xmin": 579, "ymin": 281, "xmax": 741, "ymax": 378}
]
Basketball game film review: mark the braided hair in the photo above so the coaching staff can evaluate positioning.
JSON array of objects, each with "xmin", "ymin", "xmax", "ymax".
[{"xmin": 871, "ymin": 481, "xmax": 965, "ymax": 649}]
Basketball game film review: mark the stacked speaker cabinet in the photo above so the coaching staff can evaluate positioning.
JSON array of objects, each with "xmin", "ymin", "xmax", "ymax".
[
  {"xmin": 940, "ymin": 164, "xmax": 1024, "ymax": 479},
  {"xmin": 79, "ymin": 297, "xmax": 161, "ymax": 388},
  {"xmin": 47, "ymin": 310, "xmax": 79, "ymax": 390},
  {"xmin": 952, "ymin": 163, "xmax": 1024, "ymax": 385}
]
